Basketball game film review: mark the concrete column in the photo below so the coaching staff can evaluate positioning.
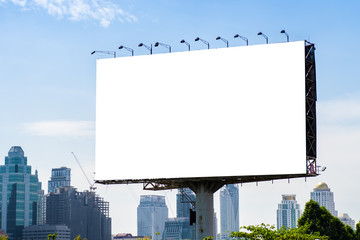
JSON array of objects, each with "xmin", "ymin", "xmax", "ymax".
[
  {"xmin": 189, "ymin": 181, "xmax": 224, "ymax": 240},
  {"xmin": 196, "ymin": 185, "xmax": 214, "ymax": 240}
]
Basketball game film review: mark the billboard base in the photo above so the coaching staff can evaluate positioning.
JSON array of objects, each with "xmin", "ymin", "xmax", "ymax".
[
  {"xmin": 96, "ymin": 173, "xmax": 319, "ymax": 240},
  {"xmin": 188, "ymin": 181, "xmax": 224, "ymax": 240}
]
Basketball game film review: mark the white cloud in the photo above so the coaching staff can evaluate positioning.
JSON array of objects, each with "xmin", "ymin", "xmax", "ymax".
[
  {"xmin": 3, "ymin": 0, "xmax": 137, "ymax": 27},
  {"xmin": 22, "ymin": 120, "xmax": 94, "ymax": 138},
  {"xmin": 10, "ymin": 0, "xmax": 27, "ymax": 7},
  {"xmin": 317, "ymin": 96, "xmax": 360, "ymax": 126}
]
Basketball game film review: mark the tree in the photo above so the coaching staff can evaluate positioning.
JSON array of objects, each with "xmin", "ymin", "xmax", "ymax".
[
  {"xmin": 355, "ymin": 221, "xmax": 360, "ymax": 240},
  {"xmin": 74, "ymin": 235, "xmax": 81, "ymax": 240},
  {"xmin": 229, "ymin": 223, "xmax": 328, "ymax": 240},
  {"xmin": 48, "ymin": 233, "xmax": 58, "ymax": 240},
  {"xmin": 298, "ymin": 200, "xmax": 354, "ymax": 240}
]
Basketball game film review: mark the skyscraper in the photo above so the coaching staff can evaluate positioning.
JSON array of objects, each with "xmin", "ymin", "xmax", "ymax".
[
  {"xmin": 45, "ymin": 186, "xmax": 111, "ymax": 240},
  {"xmin": 163, "ymin": 188, "xmax": 195, "ymax": 240},
  {"xmin": 163, "ymin": 217, "xmax": 192, "ymax": 240},
  {"xmin": 276, "ymin": 194, "xmax": 301, "ymax": 229},
  {"xmin": 137, "ymin": 195, "xmax": 168, "ymax": 240},
  {"xmin": 48, "ymin": 167, "xmax": 71, "ymax": 193},
  {"xmin": 310, "ymin": 182, "xmax": 338, "ymax": 217},
  {"xmin": 220, "ymin": 184, "xmax": 239, "ymax": 240},
  {"xmin": 0, "ymin": 146, "xmax": 42, "ymax": 240},
  {"xmin": 176, "ymin": 188, "xmax": 195, "ymax": 218},
  {"xmin": 338, "ymin": 213, "xmax": 355, "ymax": 229}
]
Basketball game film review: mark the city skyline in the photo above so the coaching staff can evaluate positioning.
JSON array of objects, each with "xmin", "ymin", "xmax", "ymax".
[
  {"xmin": 1, "ymin": 0, "xmax": 360, "ymax": 235},
  {"xmin": 0, "ymin": 146, "xmax": 357, "ymax": 235}
]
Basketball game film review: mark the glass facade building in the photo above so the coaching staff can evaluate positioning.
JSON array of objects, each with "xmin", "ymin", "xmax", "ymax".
[
  {"xmin": 163, "ymin": 217, "xmax": 192, "ymax": 240},
  {"xmin": 48, "ymin": 167, "xmax": 71, "ymax": 193},
  {"xmin": 276, "ymin": 194, "xmax": 301, "ymax": 229},
  {"xmin": 310, "ymin": 182, "xmax": 338, "ymax": 217},
  {"xmin": 0, "ymin": 146, "xmax": 42, "ymax": 240},
  {"xmin": 220, "ymin": 184, "xmax": 239, "ymax": 240},
  {"xmin": 163, "ymin": 188, "xmax": 195, "ymax": 240},
  {"xmin": 137, "ymin": 195, "xmax": 168, "ymax": 240}
]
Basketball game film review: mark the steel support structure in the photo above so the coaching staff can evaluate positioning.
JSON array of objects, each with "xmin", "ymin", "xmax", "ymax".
[
  {"xmin": 96, "ymin": 41, "xmax": 318, "ymax": 240},
  {"xmin": 305, "ymin": 41, "xmax": 317, "ymax": 175},
  {"xmin": 179, "ymin": 188, "xmax": 196, "ymax": 209}
]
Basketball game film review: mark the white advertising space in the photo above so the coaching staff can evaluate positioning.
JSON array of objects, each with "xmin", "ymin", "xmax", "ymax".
[{"xmin": 95, "ymin": 41, "xmax": 306, "ymax": 181}]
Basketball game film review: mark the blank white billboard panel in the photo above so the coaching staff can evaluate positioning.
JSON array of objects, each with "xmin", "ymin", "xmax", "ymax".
[{"xmin": 95, "ymin": 41, "xmax": 306, "ymax": 181}]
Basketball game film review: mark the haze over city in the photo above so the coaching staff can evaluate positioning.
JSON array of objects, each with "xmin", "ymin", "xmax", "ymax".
[{"xmin": 1, "ymin": 0, "xmax": 360, "ymax": 236}]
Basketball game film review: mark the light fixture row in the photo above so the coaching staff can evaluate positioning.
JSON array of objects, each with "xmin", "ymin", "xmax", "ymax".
[{"xmin": 91, "ymin": 30, "xmax": 290, "ymax": 58}]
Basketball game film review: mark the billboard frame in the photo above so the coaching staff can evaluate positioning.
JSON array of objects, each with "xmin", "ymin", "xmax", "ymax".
[{"xmin": 95, "ymin": 41, "xmax": 318, "ymax": 189}]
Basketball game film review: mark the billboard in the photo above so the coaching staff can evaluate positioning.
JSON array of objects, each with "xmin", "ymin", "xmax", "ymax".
[{"xmin": 95, "ymin": 41, "xmax": 307, "ymax": 181}]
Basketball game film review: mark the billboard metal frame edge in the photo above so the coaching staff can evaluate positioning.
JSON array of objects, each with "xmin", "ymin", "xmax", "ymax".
[{"xmin": 95, "ymin": 41, "xmax": 318, "ymax": 190}]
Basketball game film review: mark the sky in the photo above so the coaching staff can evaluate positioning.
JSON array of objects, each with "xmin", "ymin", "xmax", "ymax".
[{"xmin": 1, "ymin": 0, "xmax": 360, "ymax": 235}]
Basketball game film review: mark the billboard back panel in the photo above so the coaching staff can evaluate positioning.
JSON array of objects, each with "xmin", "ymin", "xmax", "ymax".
[{"xmin": 95, "ymin": 41, "xmax": 306, "ymax": 181}]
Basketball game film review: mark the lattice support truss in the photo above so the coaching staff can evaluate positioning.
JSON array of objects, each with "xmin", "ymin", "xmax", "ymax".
[
  {"xmin": 305, "ymin": 41, "xmax": 317, "ymax": 175},
  {"xmin": 179, "ymin": 188, "xmax": 196, "ymax": 209}
]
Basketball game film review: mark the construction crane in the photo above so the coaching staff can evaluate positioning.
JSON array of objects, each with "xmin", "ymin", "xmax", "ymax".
[{"xmin": 71, "ymin": 152, "xmax": 97, "ymax": 192}]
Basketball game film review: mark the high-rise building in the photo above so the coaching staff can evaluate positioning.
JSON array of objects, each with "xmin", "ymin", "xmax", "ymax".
[
  {"xmin": 276, "ymin": 194, "xmax": 301, "ymax": 229},
  {"xmin": 220, "ymin": 184, "xmax": 239, "ymax": 240},
  {"xmin": 45, "ymin": 186, "xmax": 111, "ymax": 240},
  {"xmin": 163, "ymin": 189, "xmax": 195, "ymax": 240},
  {"xmin": 0, "ymin": 146, "xmax": 43, "ymax": 240},
  {"xmin": 137, "ymin": 195, "xmax": 168, "ymax": 240},
  {"xmin": 310, "ymin": 182, "xmax": 338, "ymax": 217},
  {"xmin": 176, "ymin": 188, "xmax": 195, "ymax": 218},
  {"xmin": 23, "ymin": 224, "xmax": 71, "ymax": 240},
  {"xmin": 163, "ymin": 217, "xmax": 192, "ymax": 240},
  {"xmin": 48, "ymin": 167, "xmax": 71, "ymax": 193},
  {"xmin": 339, "ymin": 213, "xmax": 355, "ymax": 229}
]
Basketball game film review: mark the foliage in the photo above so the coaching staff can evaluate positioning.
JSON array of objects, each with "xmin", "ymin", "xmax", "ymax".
[
  {"xmin": 74, "ymin": 235, "xmax": 81, "ymax": 240},
  {"xmin": 48, "ymin": 233, "xmax": 58, "ymax": 240},
  {"xmin": 356, "ymin": 221, "xmax": 360, "ymax": 240},
  {"xmin": 229, "ymin": 223, "xmax": 328, "ymax": 240},
  {"xmin": 298, "ymin": 200, "xmax": 355, "ymax": 240},
  {"xmin": 0, "ymin": 235, "xmax": 7, "ymax": 240},
  {"xmin": 203, "ymin": 236, "xmax": 214, "ymax": 240}
]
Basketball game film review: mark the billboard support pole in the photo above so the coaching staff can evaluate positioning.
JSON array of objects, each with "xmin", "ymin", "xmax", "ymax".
[{"xmin": 189, "ymin": 181, "xmax": 224, "ymax": 240}]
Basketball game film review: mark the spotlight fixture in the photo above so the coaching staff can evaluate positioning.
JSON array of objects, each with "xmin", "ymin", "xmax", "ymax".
[
  {"xmin": 180, "ymin": 39, "xmax": 190, "ymax": 51},
  {"xmin": 91, "ymin": 51, "xmax": 116, "ymax": 58},
  {"xmin": 234, "ymin": 34, "xmax": 248, "ymax": 46},
  {"xmin": 216, "ymin": 36, "xmax": 229, "ymax": 48},
  {"xmin": 154, "ymin": 42, "xmax": 171, "ymax": 53},
  {"xmin": 195, "ymin": 37, "xmax": 210, "ymax": 49},
  {"xmin": 257, "ymin": 32, "xmax": 268, "ymax": 44},
  {"xmin": 280, "ymin": 30, "xmax": 289, "ymax": 42},
  {"xmin": 138, "ymin": 43, "xmax": 152, "ymax": 55},
  {"xmin": 119, "ymin": 45, "xmax": 134, "ymax": 56}
]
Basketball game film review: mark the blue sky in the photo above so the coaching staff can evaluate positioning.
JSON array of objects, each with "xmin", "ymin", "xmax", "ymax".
[{"xmin": 1, "ymin": 0, "xmax": 360, "ymax": 235}]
